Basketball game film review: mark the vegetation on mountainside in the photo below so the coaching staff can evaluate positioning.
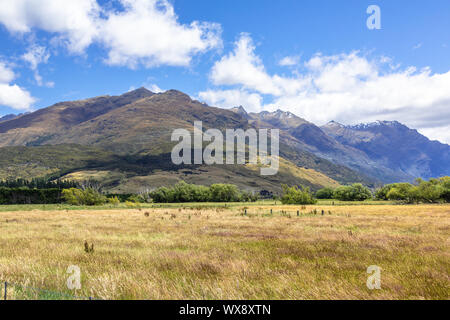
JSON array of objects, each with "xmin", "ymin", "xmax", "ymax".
[
  {"xmin": 0, "ymin": 144, "xmax": 344, "ymax": 194},
  {"xmin": 0, "ymin": 178, "xmax": 78, "ymax": 189}
]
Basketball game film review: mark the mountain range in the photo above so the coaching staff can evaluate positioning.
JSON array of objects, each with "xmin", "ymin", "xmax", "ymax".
[{"xmin": 0, "ymin": 88, "xmax": 448, "ymax": 193}]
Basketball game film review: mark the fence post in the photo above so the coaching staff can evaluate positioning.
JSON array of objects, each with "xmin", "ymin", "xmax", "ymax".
[{"xmin": 4, "ymin": 281, "xmax": 7, "ymax": 300}]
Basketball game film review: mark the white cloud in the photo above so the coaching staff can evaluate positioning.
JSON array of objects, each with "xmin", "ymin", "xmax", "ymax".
[
  {"xmin": 0, "ymin": 62, "xmax": 35, "ymax": 110},
  {"xmin": 0, "ymin": 0, "xmax": 100, "ymax": 54},
  {"xmin": 0, "ymin": 0, "xmax": 222, "ymax": 68},
  {"xmin": 210, "ymin": 34, "xmax": 308, "ymax": 96},
  {"xmin": 100, "ymin": 0, "xmax": 222, "ymax": 68},
  {"xmin": 210, "ymin": 33, "xmax": 282, "ymax": 95},
  {"xmin": 22, "ymin": 45, "xmax": 54, "ymax": 87},
  {"xmin": 205, "ymin": 34, "xmax": 450, "ymax": 144},
  {"xmin": 278, "ymin": 55, "xmax": 300, "ymax": 67},
  {"xmin": 198, "ymin": 89, "xmax": 263, "ymax": 112}
]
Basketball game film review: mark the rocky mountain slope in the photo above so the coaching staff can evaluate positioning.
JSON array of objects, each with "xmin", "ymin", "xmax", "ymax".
[{"xmin": 322, "ymin": 120, "xmax": 450, "ymax": 181}]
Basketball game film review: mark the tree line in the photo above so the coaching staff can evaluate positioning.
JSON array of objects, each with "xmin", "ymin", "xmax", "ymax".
[
  {"xmin": 0, "ymin": 178, "xmax": 79, "ymax": 189},
  {"xmin": 314, "ymin": 177, "xmax": 450, "ymax": 203},
  {"xmin": 1, "ymin": 177, "xmax": 448, "ymax": 205}
]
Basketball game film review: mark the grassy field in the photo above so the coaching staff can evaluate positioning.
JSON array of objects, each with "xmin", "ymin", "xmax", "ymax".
[{"xmin": 0, "ymin": 203, "xmax": 448, "ymax": 300}]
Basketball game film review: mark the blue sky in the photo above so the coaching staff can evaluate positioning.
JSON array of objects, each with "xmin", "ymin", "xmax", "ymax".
[{"xmin": 0, "ymin": 0, "xmax": 449, "ymax": 143}]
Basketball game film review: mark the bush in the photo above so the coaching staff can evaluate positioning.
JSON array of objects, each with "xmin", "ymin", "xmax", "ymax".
[
  {"xmin": 381, "ymin": 177, "xmax": 449, "ymax": 203},
  {"xmin": 386, "ymin": 183, "xmax": 415, "ymax": 203},
  {"xmin": 281, "ymin": 184, "xmax": 317, "ymax": 205},
  {"xmin": 315, "ymin": 187, "xmax": 334, "ymax": 199},
  {"xmin": 62, "ymin": 188, "xmax": 107, "ymax": 206},
  {"xmin": 107, "ymin": 196, "xmax": 121, "ymax": 206},
  {"xmin": 149, "ymin": 181, "xmax": 257, "ymax": 203},
  {"xmin": 333, "ymin": 184, "xmax": 372, "ymax": 201},
  {"xmin": 210, "ymin": 184, "xmax": 241, "ymax": 202}
]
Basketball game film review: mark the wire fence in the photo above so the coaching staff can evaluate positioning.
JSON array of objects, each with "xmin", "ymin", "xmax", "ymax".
[{"xmin": 0, "ymin": 281, "xmax": 99, "ymax": 300}]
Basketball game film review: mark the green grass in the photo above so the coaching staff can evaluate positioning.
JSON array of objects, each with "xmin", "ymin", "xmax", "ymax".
[{"xmin": 0, "ymin": 199, "xmax": 401, "ymax": 212}]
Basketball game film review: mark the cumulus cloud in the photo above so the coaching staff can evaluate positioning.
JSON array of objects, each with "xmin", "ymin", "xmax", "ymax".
[
  {"xmin": 210, "ymin": 34, "xmax": 309, "ymax": 97},
  {"xmin": 100, "ymin": 0, "xmax": 222, "ymax": 68},
  {"xmin": 0, "ymin": 0, "xmax": 221, "ymax": 68},
  {"xmin": 0, "ymin": 0, "xmax": 100, "ymax": 54},
  {"xmin": 278, "ymin": 55, "xmax": 300, "ymax": 67},
  {"xmin": 22, "ymin": 45, "xmax": 54, "ymax": 87},
  {"xmin": 203, "ymin": 34, "xmax": 450, "ymax": 144},
  {"xmin": 0, "ymin": 62, "xmax": 35, "ymax": 110}
]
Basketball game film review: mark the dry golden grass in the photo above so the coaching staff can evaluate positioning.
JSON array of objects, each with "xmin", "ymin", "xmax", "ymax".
[{"xmin": 0, "ymin": 204, "xmax": 449, "ymax": 300}]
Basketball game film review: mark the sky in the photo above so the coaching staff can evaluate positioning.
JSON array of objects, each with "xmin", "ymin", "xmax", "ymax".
[{"xmin": 0, "ymin": 0, "xmax": 450, "ymax": 143}]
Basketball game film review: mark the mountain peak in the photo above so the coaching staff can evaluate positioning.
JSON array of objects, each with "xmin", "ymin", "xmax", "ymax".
[
  {"xmin": 230, "ymin": 105, "xmax": 249, "ymax": 117},
  {"xmin": 347, "ymin": 120, "xmax": 405, "ymax": 130},
  {"xmin": 162, "ymin": 89, "xmax": 193, "ymax": 101},
  {"xmin": 122, "ymin": 87, "xmax": 154, "ymax": 99},
  {"xmin": 250, "ymin": 108, "xmax": 309, "ymax": 129}
]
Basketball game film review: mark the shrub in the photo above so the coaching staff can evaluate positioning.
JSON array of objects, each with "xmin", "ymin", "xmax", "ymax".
[
  {"xmin": 148, "ymin": 181, "xmax": 256, "ymax": 203},
  {"xmin": 62, "ymin": 188, "xmax": 107, "ymax": 206},
  {"xmin": 210, "ymin": 184, "xmax": 241, "ymax": 202},
  {"xmin": 386, "ymin": 183, "xmax": 415, "ymax": 203},
  {"xmin": 375, "ymin": 184, "xmax": 395, "ymax": 200},
  {"xmin": 107, "ymin": 196, "xmax": 121, "ymax": 206},
  {"xmin": 333, "ymin": 184, "xmax": 372, "ymax": 201},
  {"xmin": 281, "ymin": 185, "xmax": 317, "ymax": 205},
  {"xmin": 383, "ymin": 177, "xmax": 449, "ymax": 204},
  {"xmin": 315, "ymin": 187, "xmax": 334, "ymax": 199}
]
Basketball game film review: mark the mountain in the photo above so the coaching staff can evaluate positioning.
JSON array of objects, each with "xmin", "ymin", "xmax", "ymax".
[
  {"xmin": 244, "ymin": 109, "xmax": 409, "ymax": 183},
  {"xmin": 322, "ymin": 120, "xmax": 450, "ymax": 180},
  {"xmin": 2, "ymin": 88, "xmax": 443, "ymax": 192},
  {"xmin": 0, "ymin": 88, "xmax": 363, "ymax": 193}
]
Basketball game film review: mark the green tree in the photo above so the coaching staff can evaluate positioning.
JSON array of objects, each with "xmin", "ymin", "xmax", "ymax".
[
  {"xmin": 315, "ymin": 187, "xmax": 335, "ymax": 199},
  {"xmin": 281, "ymin": 185, "xmax": 317, "ymax": 205},
  {"xmin": 62, "ymin": 188, "xmax": 107, "ymax": 206},
  {"xmin": 333, "ymin": 184, "xmax": 372, "ymax": 201}
]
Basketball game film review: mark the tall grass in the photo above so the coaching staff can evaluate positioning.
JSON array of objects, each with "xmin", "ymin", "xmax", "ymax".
[{"xmin": 0, "ymin": 204, "xmax": 448, "ymax": 299}]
